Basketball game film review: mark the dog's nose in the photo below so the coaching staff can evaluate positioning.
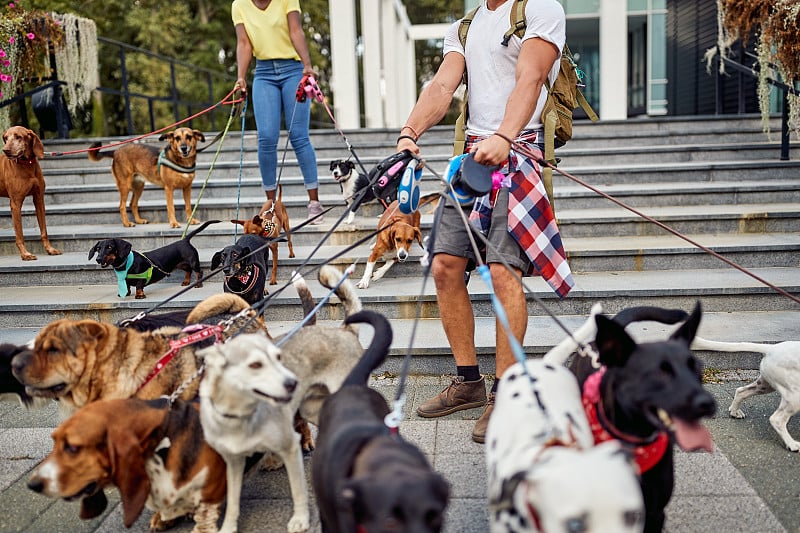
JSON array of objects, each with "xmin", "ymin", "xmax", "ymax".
[
  {"xmin": 27, "ymin": 477, "xmax": 44, "ymax": 493},
  {"xmin": 398, "ymin": 250, "xmax": 408, "ymax": 262},
  {"xmin": 11, "ymin": 353, "xmax": 28, "ymax": 379},
  {"xmin": 284, "ymin": 378, "xmax": 297, "ymax": 394}
]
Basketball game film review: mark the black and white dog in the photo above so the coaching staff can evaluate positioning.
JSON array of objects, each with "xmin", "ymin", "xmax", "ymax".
[{"xmin": 329, "ymin": 159, "xmax": 379, "ymax": 224}]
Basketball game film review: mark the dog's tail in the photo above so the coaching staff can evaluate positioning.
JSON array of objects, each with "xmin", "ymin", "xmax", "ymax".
[
  {"xmin": 691, "ymin": 336, "xmax": 775, "ymax": 356},
  {"xmin": 318, "ymin": 265, "xmax": 362, "ymax": 329},
  {"xmin": 612, "ymin": 306, "xmax": 689, "ymax": 328},
  {"xmin": 291, "ymin": 271, "xmax": 317, "ymax": 327},
  {"xmin": 87, "ymin": 141, "xmax": 113, "ymax": 162},
  {"xmin": 183, "ymin": 219, "xmax": 220, "ymax": 241},
  {"xmin": 342, "ymin": 310, "xmax": 393, "ymax": 387},
  {"xmin": 542, "ymin": 303, "xmax": 603, "ymax": 366}
]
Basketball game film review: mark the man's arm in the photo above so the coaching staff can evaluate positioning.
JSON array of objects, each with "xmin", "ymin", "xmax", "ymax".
[
  {"xmin": 397, "ymin": 51, "xmax": 466, "ymax": 154},
  {"xmin": 472, "ymin": 37, "xmax": 559, "ymax": 166}
]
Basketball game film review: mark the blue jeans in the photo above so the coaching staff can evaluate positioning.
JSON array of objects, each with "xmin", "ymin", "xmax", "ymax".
[{"xmin": 252, "ymin": 59, "xmax": 318, "ymax": 192}]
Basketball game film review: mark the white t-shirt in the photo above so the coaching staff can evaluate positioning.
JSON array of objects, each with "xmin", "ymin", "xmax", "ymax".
[{"xmin": 443, "ymin": 0, "xmax": 566, "ymax": 136}]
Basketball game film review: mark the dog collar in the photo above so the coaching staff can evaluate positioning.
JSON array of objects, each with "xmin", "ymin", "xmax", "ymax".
[
  {"xmin": 157, "ymin": 148, "xmax": 195, "ymax": 174},
  {"xmin": 582, "ymin": 367, "xmax": 668, "ymax": 474},
  {"xmin": 137, "ymin": 324, "xmax": 223, "ymax": 393},
  {"xmin": 11, "ymin": 155, "xmax": 36, "ymax": 165},
  {"xmin": 224, "ymin": 264, "xmax": 260, "ymax": 295},
  {"xmin": 114, "ymin": 253, "xmax": 135, "ymax": 297}
]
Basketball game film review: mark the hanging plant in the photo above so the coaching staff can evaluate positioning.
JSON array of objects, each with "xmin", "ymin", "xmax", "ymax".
[
  {"xmin": 52, "ymin": 13, "xmax": 97, "ymax": 115},
  {"xmin": 708, "ymin": 0, "xmax": 800, "ymax": 137}
]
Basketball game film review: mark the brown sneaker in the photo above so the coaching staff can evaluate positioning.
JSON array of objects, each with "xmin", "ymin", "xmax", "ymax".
[
  {"xmin": 416, "ymin": 376, "xmax": 487, "ymax": 418},
  {"xmin": 471, "ymin": 392, "xmax": 495, "ymax": 444}
]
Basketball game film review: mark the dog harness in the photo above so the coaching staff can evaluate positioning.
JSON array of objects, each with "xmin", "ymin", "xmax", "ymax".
[
  {"xmin": 136, "ymin": 324, "xmax": 224, "ymax": 393},
  {"xmin": 157, "ymin": 148, "xmax": 196, "ymax": 174},
  {"xmin": 582, "ymin": 367, "xmax": 669, "ymax": 474},
  {"xmin": 259, "ymin": 209, "xmax": 278, "ymax": 237},
  {"xmin": 223, "ymin": 264, "xmax": 261, "ymax": 295},
  {"xmin": 113, "ymin": 253, "xmax": 135, "ymax": 297}
]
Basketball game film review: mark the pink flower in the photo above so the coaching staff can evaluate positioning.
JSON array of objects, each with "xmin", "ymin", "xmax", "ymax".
[
  {"xmin": 25, "ymin": 33, "xmax": 34, "ymax": 40},
  {"xmin": 0, "ymin": 74, "xmax": 9, "ymax": 82},
  {"xmin": 8, "ymin": 2, "xmax": 14, "ymax": 8},
  {"xmin": 2, "ymin": 60, "xmax": 8, "ymax": 67},
  {"xmin": 0, "ymin": 50, "xmax": 6, "ymax": 58},
  {"xmin": 8, "ymin": 37, "xmax": 14, "ymax": 44}
]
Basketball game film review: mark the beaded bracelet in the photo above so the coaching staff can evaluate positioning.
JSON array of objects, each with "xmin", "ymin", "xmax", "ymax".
[{"xmin": 402, "ymin": 124, "xmax": 421, "ymax": 139}]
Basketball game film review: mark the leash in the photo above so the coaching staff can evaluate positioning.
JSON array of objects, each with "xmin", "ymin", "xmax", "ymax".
[
  {"xmin": 234, "ymin": 94, "xmax": 249, "ymax": 241},
  {"xmin": 44, "ymin": 89, "xmax": 244, "ymax": 158},
  {"xmin": 502, "ymin": 140, "xmax": 800, "ymax": 307},
  {"xmin": 181, "ymin": 94, "xmax": 242, "ymax": 239}
]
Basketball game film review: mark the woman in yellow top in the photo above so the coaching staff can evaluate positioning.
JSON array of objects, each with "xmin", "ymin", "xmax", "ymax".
[{"xmin": 232, "ymin": 0, "xmax": 324, "ymax": 223}]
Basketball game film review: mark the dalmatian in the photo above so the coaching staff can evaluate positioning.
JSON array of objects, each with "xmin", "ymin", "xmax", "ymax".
[{"xmin": 485, "ymin": 304, "xmax": 645, "ymax": 533}]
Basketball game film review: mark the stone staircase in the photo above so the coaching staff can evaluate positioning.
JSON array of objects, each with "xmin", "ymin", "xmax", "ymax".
[{"xmin": 1, "ymin": 115, "xmax": 798, "ymax": 373}]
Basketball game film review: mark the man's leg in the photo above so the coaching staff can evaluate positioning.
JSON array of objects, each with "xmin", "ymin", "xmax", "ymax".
[{"xmin": 416, "ymin": 252, "xmax": 487, "ymax": 418}]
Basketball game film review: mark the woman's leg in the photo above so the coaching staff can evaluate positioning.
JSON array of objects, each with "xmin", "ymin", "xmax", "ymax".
[
  {"xmin": 252, "ymin": 60, "xmax": 283, "ymax": 198},
  {"xmin": 280, "ymin": 63, "xmax": 319, "ymax": 197}
]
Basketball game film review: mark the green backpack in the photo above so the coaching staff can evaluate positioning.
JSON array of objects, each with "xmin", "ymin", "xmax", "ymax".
[{"xmin": 454, "ymin": 0, "xmax": 598, "ymax": 205}]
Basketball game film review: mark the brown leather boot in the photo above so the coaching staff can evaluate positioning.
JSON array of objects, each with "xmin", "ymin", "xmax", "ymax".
[
  {"xmin": 471, "ymin": 392, "xmax": 495, "ymax": 444},
  {"xmin": 416, "ymin": 376, "xmax": 487, "ymax": 418}
]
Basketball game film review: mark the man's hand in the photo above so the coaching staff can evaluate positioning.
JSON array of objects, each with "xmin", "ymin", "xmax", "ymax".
[
  {"xmin": 396, "ymin": 137, "xmax": 420, "ymax": 155},
  {"xmin": 471, "ymin": 134, "xmax": 510, "ymax": 166}
]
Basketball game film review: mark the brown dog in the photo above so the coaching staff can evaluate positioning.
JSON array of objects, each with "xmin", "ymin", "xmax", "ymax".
[
  {"xmin": 11, "ymin": 293, "xmax": 266, "ymax": 416},
  {"xmin": 0, "ymin": 126, "xmax": 61, "ymax": 260},
  {"xmin": 232, "ymin": 184, "xmax": 295, "ymax": 286},
  {"xmin": 88, "ymin": 127, "xmax": 205, "ymax": 228},
  {"xmin": 356, "ymin": 199, "xmax": 423, "ymax": 289},
  {"xmin": 28, "ymin": 398, "xmax": 227, "ymax": 532}
]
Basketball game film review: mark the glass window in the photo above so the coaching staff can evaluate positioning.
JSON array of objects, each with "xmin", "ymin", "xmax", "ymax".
[
  {"xmin": 628, "ymin": 0, "xmax": 647, "ymax": 11},
  {"xmin": 560, "ymin": 0, "xmax": 600, "ymax": 16}
]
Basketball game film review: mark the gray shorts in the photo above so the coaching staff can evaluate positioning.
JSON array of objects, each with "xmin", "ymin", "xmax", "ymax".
[{"xmin": 430, "ymin": 188, "xmax": 532, "ymax": 273}]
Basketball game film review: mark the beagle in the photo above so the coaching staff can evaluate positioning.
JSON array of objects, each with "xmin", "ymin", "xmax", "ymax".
[
  {"xmin": 356, "ymin": 199, "xmax": 423, "ymax": 289},
  {"xmin": 28, "ymin": 397, "xmax": 227, "ymax": 532}
]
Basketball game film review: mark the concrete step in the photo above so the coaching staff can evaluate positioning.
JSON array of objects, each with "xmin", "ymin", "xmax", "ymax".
[
  {"xmin": 1, "ymin": 309, "xmax": 796, "ymax": 373},
  {"xmin": 0, "ymin": 267, "xmax": 796, "ymax": 328},
  {"xmin": 1, "ymin": 232, "xmax": 797, "ymax": 287},
  {"xmin": 2, "ymin": 200, "xmax": 798, "ymax": 256}
]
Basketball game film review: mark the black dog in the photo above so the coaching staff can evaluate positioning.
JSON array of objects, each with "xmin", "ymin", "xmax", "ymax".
[
  {"xmin": 312, "ymin": 310, "xmax": 450, "ymax": 533},
  {"xmin": 571, "ymin": 303, "xmax": 717, "ymax": 533},
  {"xmin": 1, "ymin": 343, "xmax": 37, "ymax": 406},
  {"xmin": 210, "ymin": 233, "xmax": 270, "ymax": 305},
  {"xmin": 88, "ymin": 220, "xmax": 219, "ymax": 299}
]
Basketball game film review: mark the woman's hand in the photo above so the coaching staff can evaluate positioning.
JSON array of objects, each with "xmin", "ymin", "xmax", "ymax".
[
  {"xmin": 302, "ymin": 65, "xmax": 318, "ymax": 79},
  {"xmin": 235, "ymin": 78, "xmax": 248, "ymax": 96}
]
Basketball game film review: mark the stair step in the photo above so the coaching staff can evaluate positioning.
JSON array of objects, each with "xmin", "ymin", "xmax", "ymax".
[{"xmin": 0, "ymin": 267, "xmax": 796, "ymax": 328}]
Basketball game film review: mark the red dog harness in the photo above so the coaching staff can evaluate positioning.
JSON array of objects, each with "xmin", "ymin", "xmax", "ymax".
[{"xmin": 582, "ymin": 367, "xmax": 668, "ymax": 474}]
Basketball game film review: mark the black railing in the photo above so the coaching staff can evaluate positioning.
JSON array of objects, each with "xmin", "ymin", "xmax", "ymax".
[
  {"xmin": 715, "ymin": 47, "xmax": 798, "ymax": 161},
  {"xmin": 0, "ymin": 36, "xmax": 236, "ymax": 138}
]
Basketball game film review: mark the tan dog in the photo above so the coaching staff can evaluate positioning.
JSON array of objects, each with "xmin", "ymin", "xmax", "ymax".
[
  {"xmin": 0, "ymin": 126, "xmax": 61, "ymax": 260},
  {"xmin": 88, "ymin": 127, "xmax": 205, "ymax": 228},
  {"xmin": 232, "ymin": 185, "xmax": 295, "ymax": 286},
  {"xmin": 28, "ymin": 398, "xmax": 227, "ymax": 533},
  {"xmin": 356, "ymin": 199, "xmax": 423, "ymax": 289},
  {"xmin": 11, "ymin": 293, "xmax": 266, "ymax": 416}
]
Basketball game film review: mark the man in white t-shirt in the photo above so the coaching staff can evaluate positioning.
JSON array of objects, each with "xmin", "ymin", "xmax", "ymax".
[{"xmin": 395, "ymin": 0, "xmax": 570, "ymax": 443}]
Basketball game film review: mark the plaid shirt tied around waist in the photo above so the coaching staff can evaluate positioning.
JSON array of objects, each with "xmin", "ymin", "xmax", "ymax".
[{"xmin": 466, "ymin": 131, "xmax": 574, "ymax": 298}]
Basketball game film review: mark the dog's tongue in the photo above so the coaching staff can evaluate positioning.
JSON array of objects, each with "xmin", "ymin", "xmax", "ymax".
[{"xmin": 673, "ymin": 418, "xmax": 714, "ymax": 453}]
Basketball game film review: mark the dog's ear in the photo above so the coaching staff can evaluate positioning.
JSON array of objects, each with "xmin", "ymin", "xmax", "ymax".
[
  {"xmin": 230, "ymin": 219, "xmax": 246, "ymax": 227},
  {"xmin": 88, "ymin": 241, "xmax": 101, "ymax": 260},
  {"xmin": 107, "ymin": 421, "xmax": 154, "ymax": 527},
  {"xmin": 594, "ymin": 314, "xmax": 636, "ymax": 367},
  {"xmin": 414, "ymin": 227, "xmax": 424, "ymax": 248},
  {"xmin": 79, "ymin": 490, "xmax": 109, "ymax": 520},
  {"xmin": 115, "ymin": 239, "xmax": 132, "ymax": 259},
  {"xmin": 159, "ymin": 131, "xmax": 173, "ymax": 142},
  {"xmin": 192, "ymin": 129, "xmax": 205, "ymax": 143},
  {"xmin": 211, "ymin": 251, "xmax": 223, "ymax": 270},
  {"xmin": 670, "ymin": 301, "xmax": 702, "ymax": 346},
  {"xmin": 27, "ymin": 129, "xmax": 44, "ymax": 159},
  {"xmin": 329, "ymin": 160, "xmax": 338, "ymax": 171},
  {"xmin": 346, "ymin": 161, "xmax": 355, "ymax": 172}
]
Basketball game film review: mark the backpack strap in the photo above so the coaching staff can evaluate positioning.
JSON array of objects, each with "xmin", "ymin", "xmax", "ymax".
[
  {"xmin": 501, "ymin": 0, "xmax": 528, "ymax": 47},
  {"xmin": 455, "ymin": 6, "xmax": 479, "ymax": 156}
]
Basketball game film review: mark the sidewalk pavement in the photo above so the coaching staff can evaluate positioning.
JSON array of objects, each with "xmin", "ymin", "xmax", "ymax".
[{"xmin": 0, "ymin": 374, "xmax": 794, "ymax": 533}]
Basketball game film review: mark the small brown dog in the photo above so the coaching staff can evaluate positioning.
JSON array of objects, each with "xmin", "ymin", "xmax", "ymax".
[
  {"xmin": 88, "ymin": 127, "xmax": 205, "ymax": 228},
  {"xmin": 356, "ymin": 199, "xmax": 424, "ymax": 289},
  {"xmin": 232, "ymin": 185, "xmax": 295, "ymax": 286},
  {"xmin": 0, "ymin": 126, "xmax": 61, "ymax": 260}
]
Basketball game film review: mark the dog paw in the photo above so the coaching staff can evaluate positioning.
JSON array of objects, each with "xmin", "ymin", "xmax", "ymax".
[
  {"xmin": 20, "ymin": 252, "xmax": 37, "ymax": 261},
  {"xmin": 260, "ymin": 453, "xmax": 284, "ymax": 471},
  {"xmin": 169, "ymin": 221, "xmax": 180, "ymax": 228},
  {"xmin": 149, "ymin": 512, "xmax": 178, "ymax": 531},
  {"xmin": 46, "ymin": 247, "xmax": 62, "ymax": 256},
  {"xmin": 356, "ymin": 280, "xmax": 369, "ymax": 289},
  {"xmin": 287, "ymin": 514, "xmax": 310, "ymax": 533},
  {"xmin": 729, "ymin": 408, "xmax": 746, "ymax": 419}
]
